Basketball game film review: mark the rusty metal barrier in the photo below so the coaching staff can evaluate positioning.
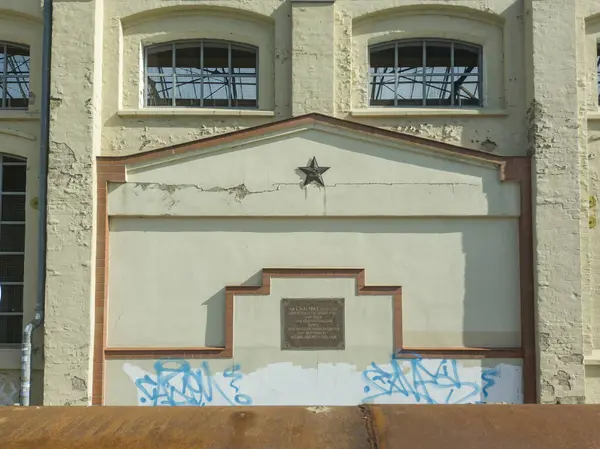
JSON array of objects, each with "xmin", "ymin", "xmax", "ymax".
[{"xmin": 1, "ymin": 405, "xmax": 600, "ymax": 448}]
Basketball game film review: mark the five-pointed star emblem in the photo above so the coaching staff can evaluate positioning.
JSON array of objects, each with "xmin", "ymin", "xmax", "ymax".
[{"xmin": 298, "ymin": 157, "xmax": 330, "ymax": 187}]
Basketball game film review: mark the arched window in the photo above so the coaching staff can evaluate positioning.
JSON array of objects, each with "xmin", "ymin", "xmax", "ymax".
[
  {"xmin": 145, "ymin": 40, "xmax": 258, "ymax": 108},
  {"xmin": 369, "ymin": 39, "xmax": 482, "ymax": 108},
  {"xmin": 0, "ymin": 155, "xmax": 27, "ymax": 344},
  {"xmin": 0, "ymin": 43, "xmax": 30, "ymax": 109}
]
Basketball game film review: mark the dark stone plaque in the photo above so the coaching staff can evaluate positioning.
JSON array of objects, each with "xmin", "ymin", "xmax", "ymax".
[{"xmin": 281, "ymin": 298, "xmax": 345, "ymax": 350}]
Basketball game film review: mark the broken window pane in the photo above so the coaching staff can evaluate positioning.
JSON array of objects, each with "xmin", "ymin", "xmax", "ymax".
[
  {"xmin": 369, "ymin": 75, "xmax": 396, "ymax": 106},
  {"xmin": 397, "ymin": 43, "xmax": 423, "ymax": 76},
  {"xmin": 147, "ymin": 45, "xmax": 174, "ymax": 76},
  {"xmin": 425, "ymin": 41, "xmax": 452, "ymax": 75},
  {"xmin": 370, "ymin": 46, "xmax": 396, "ymax": 76},
  {"xmin": 145, "ymin": 41, "xmax": 257, "ymax": 108},
  {"xmin": 369, "ymin": 40, "xmax": 482, "ymax": 108},
  {"xmin": 0, "ymin": 43, "xmax": 30, "ymax": 109}
]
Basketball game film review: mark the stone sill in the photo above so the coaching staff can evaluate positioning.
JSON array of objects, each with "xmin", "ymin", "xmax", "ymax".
[
  {"xmin": 350, "ymin": 108, "xmax": 509, "ymax": 118},
  {"xmin": 0, "ymin": 346, "xmax": 20, "ymax": 370},
  {"xmin": 585, "ymin": 350, "xmax": 600, "ymax": 365},
  {"xmin": 0, "ymin": 110, "xmax": 40, "ymax": 121},
  {"xmin": 118, "ymin": 108, "xmax": 275, "ymax": 118},
  {"xmin": 588, "ymin": 112, "xmax": 600, "ymax": 121}
]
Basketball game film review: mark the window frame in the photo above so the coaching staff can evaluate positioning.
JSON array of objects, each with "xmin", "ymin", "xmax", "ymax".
[
  {"xmin": 368, "ymin": 38, "xmax": 484, "ymax": 108},
  {"xmin": 0, "ymin": 154, "xmax": 27, "ymax": 345},
  {"xmin": 0, "ymin": 42, "xmax": 31, "ymax": 110},
  {"xmin": 143, "ymin": 39, "xmax": 259, "ymax": 109}
]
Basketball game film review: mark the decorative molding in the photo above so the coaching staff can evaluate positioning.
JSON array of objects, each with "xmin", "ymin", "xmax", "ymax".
[
  {"xmin": 0, "ymin": 111, "xmax": 40, "ymax": 122},
  {"xmin": 93, "ymin": 113, "xmax": 535, "ymax": 405},
  {"xmin": 118, "ymin": 109, "xmax": 275, "ymax": 118},
  {"xmin": 350, "ymin": 108, "xmax": 509, "ymax": 118}
]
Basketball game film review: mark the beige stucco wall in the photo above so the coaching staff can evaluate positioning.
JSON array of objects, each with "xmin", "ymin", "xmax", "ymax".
[
  {"xmin": 1, "ymin": 0, "xmax": 599, "ymax": 405},
  {"xmin": 0, "ymin": 2, "xmax": 43, "ymax": 406},
  {"xmin": 99, "ymin": 1, "xmax": 528, "ymax": 157},
  {"xmin": 102, "ymin": 126, "xmax": 524, "ymax": 405}
]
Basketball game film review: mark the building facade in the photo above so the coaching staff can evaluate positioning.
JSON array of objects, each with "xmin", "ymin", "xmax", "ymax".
[{"xmin": 0, "ymin": 0, "xmax": 598, "ymax": 406}]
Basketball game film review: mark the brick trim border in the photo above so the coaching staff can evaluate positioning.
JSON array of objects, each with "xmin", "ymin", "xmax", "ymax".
[{"xmin": 93, "ymin": 113, "xmax": 535, "ymax": 405}]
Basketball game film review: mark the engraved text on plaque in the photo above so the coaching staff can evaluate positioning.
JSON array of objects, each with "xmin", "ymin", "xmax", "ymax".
[{"xmin": 281, "ymin": 298, "xmax": 345, "ymax": 350}]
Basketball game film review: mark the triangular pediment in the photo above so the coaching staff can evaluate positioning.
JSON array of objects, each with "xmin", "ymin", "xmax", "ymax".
[
  {"xmin": 106, "ymin": 114, "xmax": 508, "ymax": 184},
  {"xmin": 101, "ymin": 114, "xmax": 525, "ymax": 218}
]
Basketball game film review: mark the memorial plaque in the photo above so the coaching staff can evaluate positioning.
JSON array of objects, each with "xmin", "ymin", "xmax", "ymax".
[{"xmin": 281, "ymin": 298, "xmax": 345, "ymax": 350}]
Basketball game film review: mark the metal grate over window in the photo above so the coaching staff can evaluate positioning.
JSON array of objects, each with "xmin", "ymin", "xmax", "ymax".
[
  {"xmin": 0, "ymin": 43, "xmax": 30, "ymax": 110},
  {"xmin": 0, "ymin": 155, "xmax": 26, "ymax": 344},
  {"xmin": 145, "ymin": 40, "xmax": 258, "ymax": 108},
  {"xmin": 369, "ymin": 39, "xmax": 482, "ymax": 108}
]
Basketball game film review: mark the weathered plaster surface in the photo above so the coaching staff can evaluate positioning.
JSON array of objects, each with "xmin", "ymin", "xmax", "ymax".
[
  {"xmin": 526, "ymin": 0, "xmax": 585, "ymax": 404},
  {"xmin": 111, "ymin": 359, "xmax": 523, "ymax": 406},
  {"xmin": 97, "ymin": 0, "xmax": 530, "ymax": 156},
  {"xmin": 0, "ymin": 1, "xmax": 43, "ymax": 405},
  {"xmin": 42, "ymin": 0, "xmax": 101, "ymax": 405},
  {"xmin": 1, "ymin": 0, "xmax": 600, "ymax": 405}
]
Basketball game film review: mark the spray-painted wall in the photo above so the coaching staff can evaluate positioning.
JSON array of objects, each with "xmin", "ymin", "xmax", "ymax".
[
  {"xmin": 101, "ymin": 122, "xmax": 526, "ymax": 405},
  {"xmin": 114, "ymin": 358, "xmax": 522, "ymax": 406}
]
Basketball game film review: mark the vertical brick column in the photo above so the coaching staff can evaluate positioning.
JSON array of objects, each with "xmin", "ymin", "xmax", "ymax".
[
  {"xmin": 43, "ymin": 0, "xmax": 103, "ymax": 405},
  {"xmin": 525, "ymin": 0, "xmax": 585, "ymax": 403},
  {"xmin": 291, "ymin": 0, "xmax": 336, "ymax": 116}
]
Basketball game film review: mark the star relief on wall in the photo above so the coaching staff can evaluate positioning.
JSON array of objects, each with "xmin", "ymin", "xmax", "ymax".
[{"xmin": 298, "ymin": 157, "xmax": 330, "ymax": 187}]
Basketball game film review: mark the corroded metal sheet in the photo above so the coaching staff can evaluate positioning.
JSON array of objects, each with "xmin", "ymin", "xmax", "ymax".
[
  {"xmin": 0, "ymin": 406, "xmax": 370, "ymax": 449},
  {"xmin": 1, "ymin": 405, "xmax": 600, "ymax": 449},
  {"xmin": 371, "ymin": 405, "xmax": 600, "ymax": 449},
  {"xmin": 281, "ymin": 298, "xmax": 345, "ymax": 350}
]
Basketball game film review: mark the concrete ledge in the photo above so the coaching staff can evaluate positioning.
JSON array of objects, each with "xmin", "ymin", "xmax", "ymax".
[
  {"xmin": 350, "ymin": 108, "xmax": 509, "ymax": 118},
  {"xmin": 585, "ymin": 349, "xmax": 600, "ymax": 365},
  {"xmin": 118, "ymin": 109, "xmax": 275, "ymax": 118},
  {"xmin": 0, "ymin": 111, "xmax": 40, "ymax": 121},
  {"xmin": 588, "ymin": 111, "xmax": 600, "ymax": 121},
  {"xmin": 291, "ymin": 0, "xmax": 335, "ymax": 2}
]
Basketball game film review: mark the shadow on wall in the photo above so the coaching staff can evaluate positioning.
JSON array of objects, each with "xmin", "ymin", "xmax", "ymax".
[
  {"xmin": 129, "ymin": 128, "xmax": 523, "ymax": 358},
  {"xmin": 191, "ymin": 216, "xmax": 520, "ymax": 352}
]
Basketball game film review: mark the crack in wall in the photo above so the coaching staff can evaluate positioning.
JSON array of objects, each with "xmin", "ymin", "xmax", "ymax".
[
  {"xmin": 135, "ymin": 182, "xmax": 282, "ymax": 201},
  {"xmin": 129, "ymin": 181, "xmax": 481, "ymax": 206}
]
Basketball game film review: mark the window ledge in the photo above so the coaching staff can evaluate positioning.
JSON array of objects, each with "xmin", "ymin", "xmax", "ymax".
[
  {"xmin": 118, "ymin": 108, "xmax": 275, "ymax": 118},
  {"xmin": 0, "ymin": 346, "xmax": 20, "ymax": 370},
  {"xmin": 588, "ymin": 111, "xmax": 600, "ymax": 121},
  {"xmin": 0, "ymin": 110, "xmax": 40, "ymax": 121},
  {"xmin": 584, "ymin": 350, "xmax": 600, "ymax": 365},
  {"xmin": 350, "ymin": 108, "xmax": 509, "ymax": 118}
]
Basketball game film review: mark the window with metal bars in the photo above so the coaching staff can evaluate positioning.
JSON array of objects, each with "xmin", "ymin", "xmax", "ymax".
[
  {"xmin": 0, "ymin": 43, "xmax": 30, "ymax": 110},
  {"xmin": 144, "ymin": 40, "xmax": 258, "ymax": 108},
  {"xmin": 369, "ymin": 39, "xmax": 482, "ymax": 108},
  {"xmin": 0, "ymin": 155, "xmax": 26, "ymax": 344}
]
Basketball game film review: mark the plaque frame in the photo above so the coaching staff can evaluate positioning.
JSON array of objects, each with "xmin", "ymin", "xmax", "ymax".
[{"xmin": 281, "ymin": 297, "xmax": 345, "ymax": 350}]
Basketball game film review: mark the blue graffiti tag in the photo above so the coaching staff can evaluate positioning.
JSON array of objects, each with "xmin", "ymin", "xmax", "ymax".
[
  {"xmin": 134, "ymin": 359, "xmax": 253, "ymax": 406},
  {"xmin": 362, "ymin": 354, "xmax": 499, "ymax": 404}
]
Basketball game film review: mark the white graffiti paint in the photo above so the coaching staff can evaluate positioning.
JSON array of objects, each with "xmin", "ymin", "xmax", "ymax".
[
  {"xmin": 0, "ymin": 373, "xmax": 19, "ymax": 406},
  {"xmin": 122, "ymin": 358, "xmax": 523, "ymax": 406}
]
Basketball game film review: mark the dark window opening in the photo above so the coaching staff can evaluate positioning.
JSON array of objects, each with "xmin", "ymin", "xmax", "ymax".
[
  {"xmin": 369, "ymin": 39, "xmax": 482, "ymax": 108},
  {"xmin": 145, "ymin": 40, "xmax": 258, "ymax": 109},
  {"xmin": 0, "ymin": 155, "xmax": 26, "ymax": 344}
]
